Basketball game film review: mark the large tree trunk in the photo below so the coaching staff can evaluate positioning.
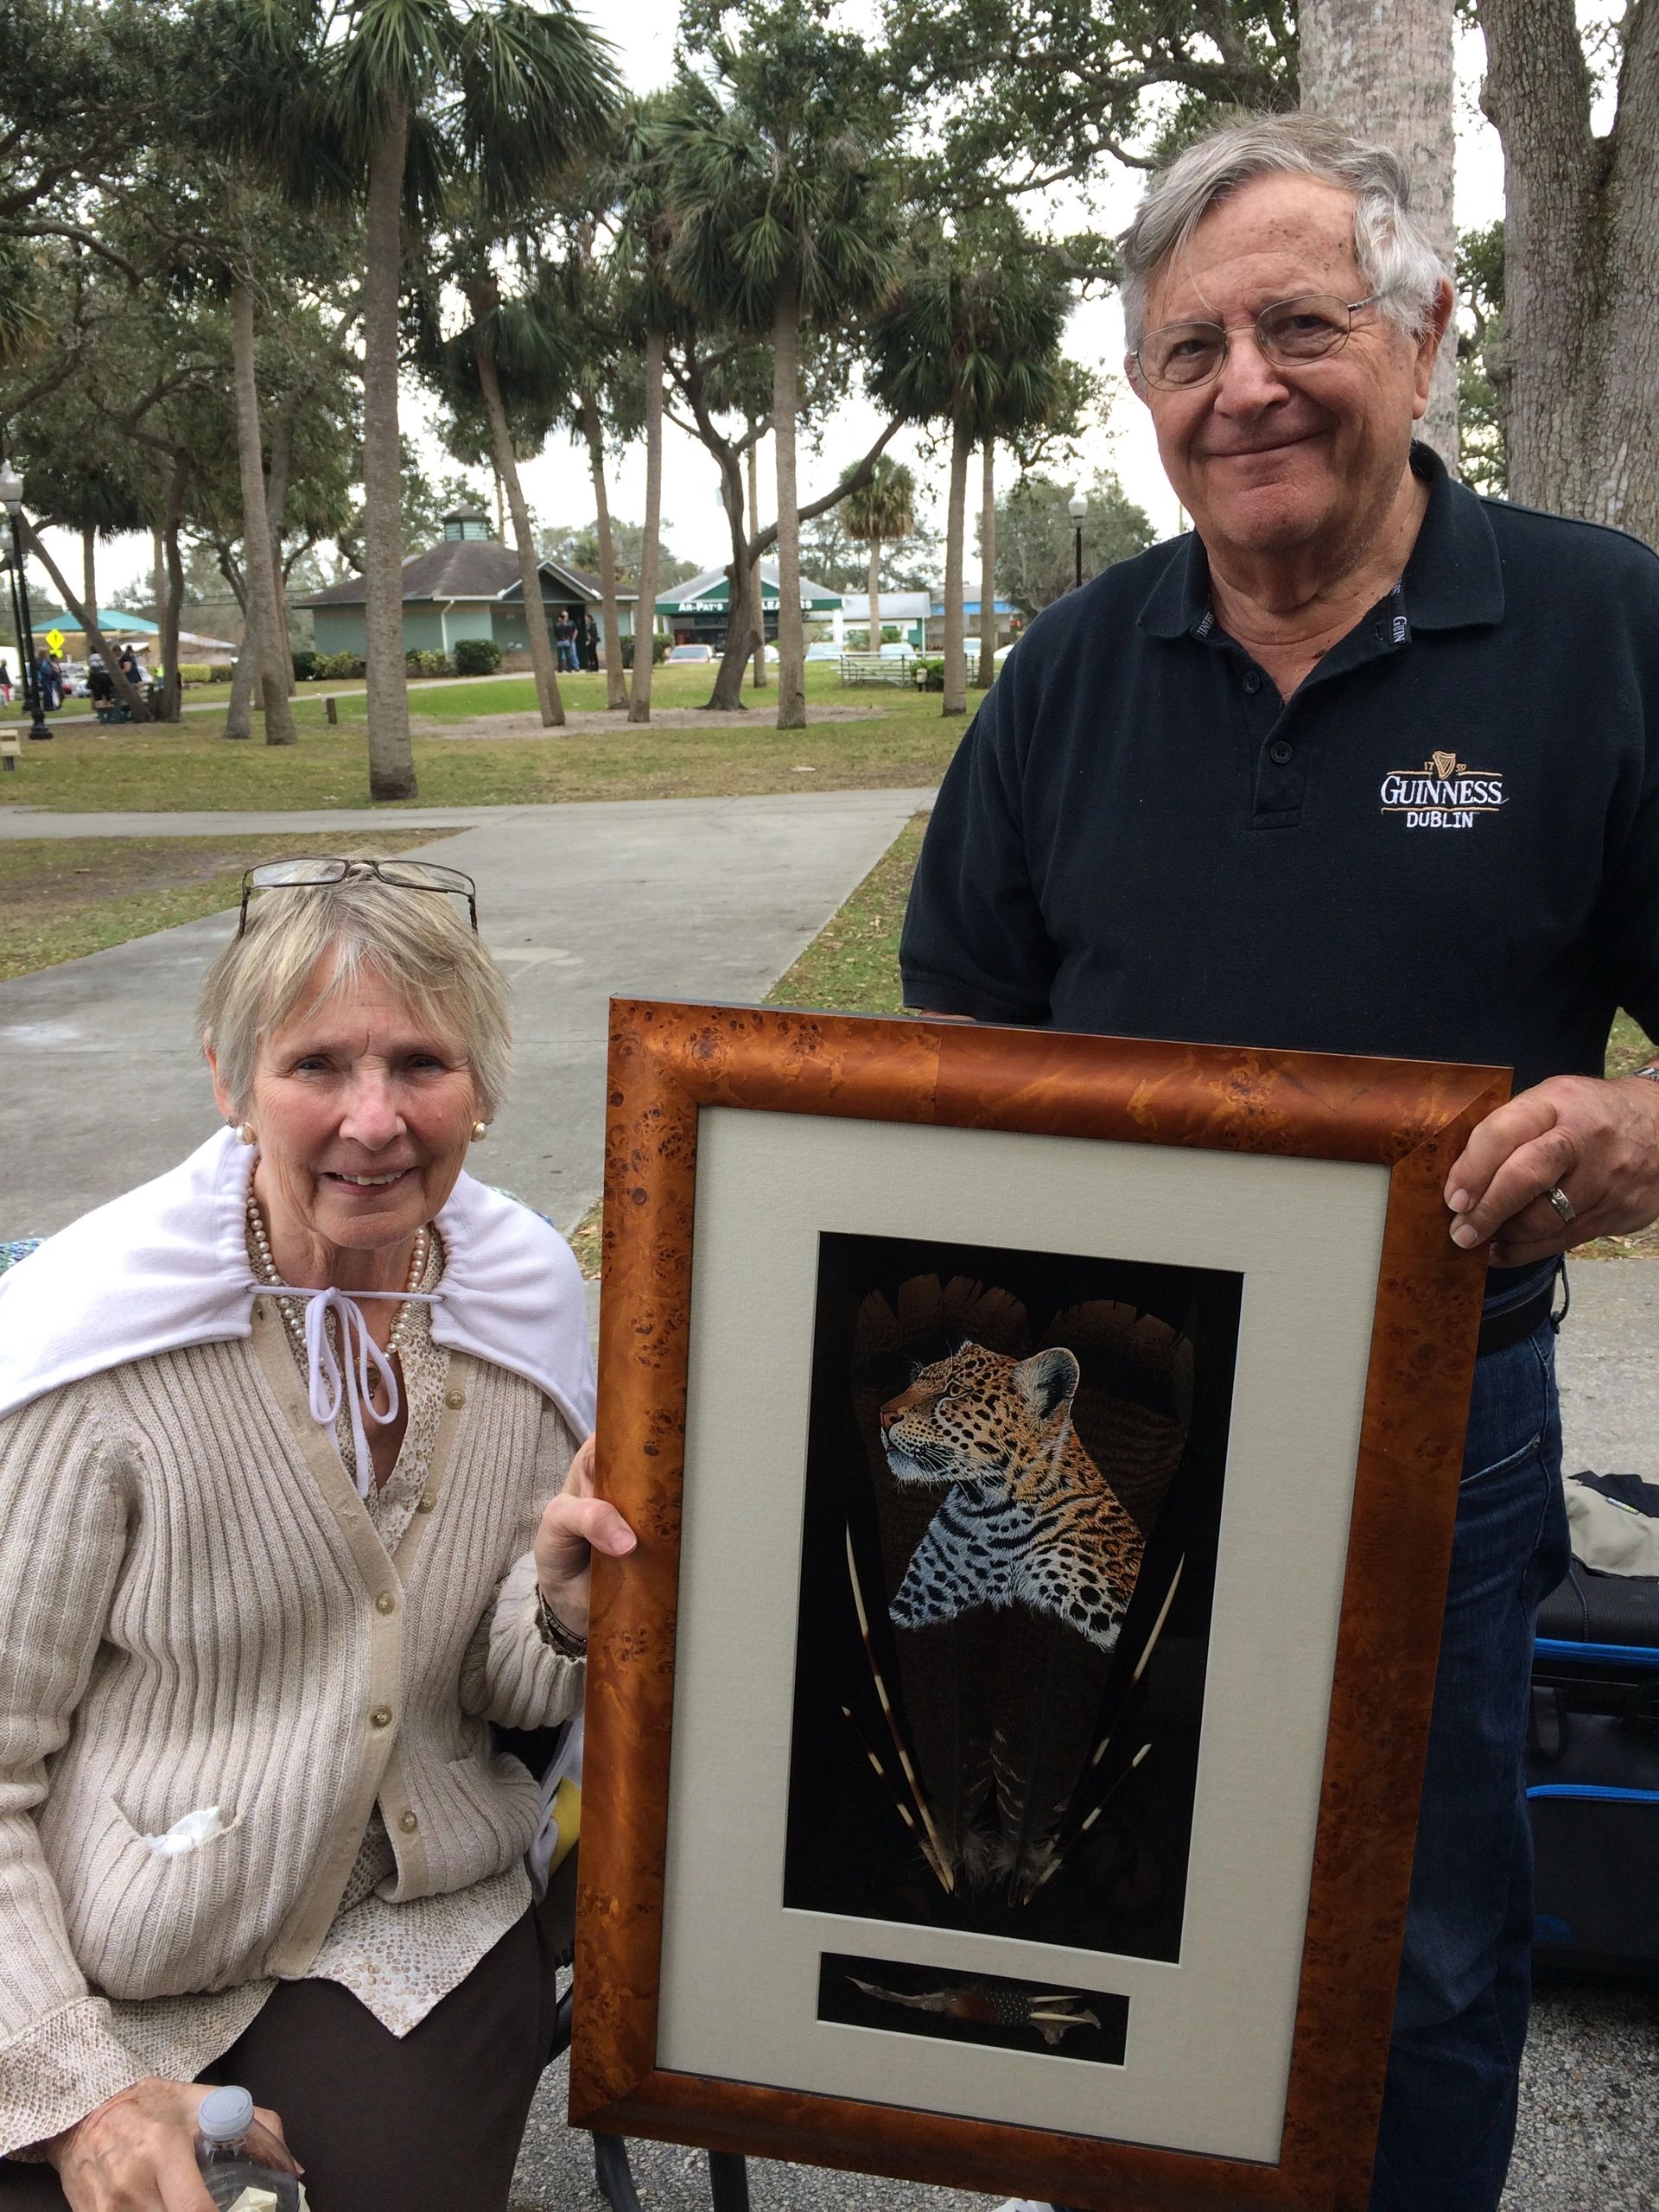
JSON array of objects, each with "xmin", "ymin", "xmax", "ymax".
[
  {"xmin": 158, "ymin": 453, "xmax": 188, "ymax": 722},
  {"xmin": 580, "ymin": 386, "xmax": 627, "ymax": 709},
  {"xmin": 867, "ymin": 535, "xmax": 881, "ymax": 655},
  {"xmin": 771, "ymin": 283, "xmax": 806, "ymax": 729},
  {"xmin": 80, "ymin": 525, "xmax": 96, "ymax": 634},
  {"xmin": 361, "ymin": 100, "xmax": 416, "ymax": 801},
  {"xmin": 942, "ymin": 417, "xmax": 972, "ymax": 716},
  {"xmin": 976, "ymin": 435, "xmax": 995, "ymax": 687},
  {"xmin": 747, "ymin": 432, "xmax": 768, "ymax": 689},
  {"xmin": 629, "ymin": 323, "xmax": 665, "ymax": 724},
  {"xmin": 22, "ymin": 521, "xmax": 149, "ymax": 718},
  {"xmin": 230, "ymin": 280, "xmax": 297, "ymax": 746},
  {"xmin": 151, "ymin": 525, "xmax": 164, "ymax": 626},
  {"xmin": 1300, "ymin": 0, "xmax": 1458, "ymax": 468},
  {"xmin": 1479, "ymin": 0, "xmax": 1659, "ymax": 543},
  {"xmin": 469, "ymin": 292, "xmax": 563, "ymax": 729}
]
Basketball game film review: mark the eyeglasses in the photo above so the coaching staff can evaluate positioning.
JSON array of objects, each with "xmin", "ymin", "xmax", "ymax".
[
  {"xmin": 237, "ymin": 857, "xmax": 480, "ymax": 937},
  {"xmin": 1134, "ymin": 292, "xmax": 1386, "ymax": 392}
]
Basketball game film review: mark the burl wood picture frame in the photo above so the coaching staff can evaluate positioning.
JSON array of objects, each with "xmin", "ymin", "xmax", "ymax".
[{"xmin": 571, "ymin": 998, "xmax": 1508, "ymax": 2212}]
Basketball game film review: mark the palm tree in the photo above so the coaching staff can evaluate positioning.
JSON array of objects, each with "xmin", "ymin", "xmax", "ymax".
[
  {"xmin": 436, "ymin": 257, "xmax": 575, "ymax": 728},
  {"xmin": 610, "ymin": 98, "xmax": 680, "ymax": 724},
  {"xmin": 658, "ymin": 12, "xmax": 898, "ymax": 729},
  {"xmin": 229, "ymin": 278, "xmax": 299, "ymax": 743},
  {"xmin": 842, "ymin": 455, "xmax": 913, "ymax": 654},
  {"xmin": 868, "ymin": 218, "xmax": 1071, "ymax": 716},
  {"xmin": 220, "ymin": 0, "xmax": 620, "ymax": 795}
]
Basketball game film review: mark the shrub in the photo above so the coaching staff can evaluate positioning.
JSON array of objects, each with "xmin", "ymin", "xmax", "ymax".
[
  {"xmin": 620, "ymin": 632, "xmax": 672, "ymax": 669},
  {"xmin": 175, "ymin": 663, "xmax": 214, "ymax": 685},
  {"xmin": 916, "ymin": 656, "xmax": 947, "ymax": 691},
  {"xmin": 405, "ymin": 648, "xmax": 453, "ymax": 677},
  {"xmin": 290, "ymin": 650, "xmax": 318, "ymax": 683},
  {"xmin": 453, "ymin": 637, "xmax": 502, "ymax": 677},
  {"xmin": 313, "ymin": 651, "xmax": 364, "ymax": 679}
]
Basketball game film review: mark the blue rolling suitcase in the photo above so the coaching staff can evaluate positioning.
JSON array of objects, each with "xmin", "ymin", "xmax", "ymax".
[{"xmin": 1528, "ymin": 1473, "xmax": 1659, "ymax": 1973}]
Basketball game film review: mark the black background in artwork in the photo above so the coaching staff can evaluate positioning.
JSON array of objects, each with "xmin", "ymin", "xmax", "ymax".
[
  {"xmin": 817, "ymin": 1952, "xmax": 1130, "ymax": 2068},
  {"xmin": 781, "ymin": 1233, "xmax": 1242, "ymax": 1967}
]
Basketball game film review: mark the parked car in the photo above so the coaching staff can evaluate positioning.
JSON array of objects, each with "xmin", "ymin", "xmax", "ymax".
[
  {"xmin": 879, "ymin": 640, "xmax": 917, "ymax": 661},
  {"xmin": 665, "ymin": 642, "xmax": 715, "ymax": 664},
  {"xmin": 804, "ymin": 642, "xmax": 842, "ymax": 663}
]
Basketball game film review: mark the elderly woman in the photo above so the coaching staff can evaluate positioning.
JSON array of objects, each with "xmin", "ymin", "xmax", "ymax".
[{"xmin": 0, "ymin": 857, "xmax": 632, "ymax": 2212}]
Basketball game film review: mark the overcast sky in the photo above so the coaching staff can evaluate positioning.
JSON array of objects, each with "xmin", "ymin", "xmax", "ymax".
[{"xmin": 41, "ymin": 5, "xmax": 1512, "ymax": 601}]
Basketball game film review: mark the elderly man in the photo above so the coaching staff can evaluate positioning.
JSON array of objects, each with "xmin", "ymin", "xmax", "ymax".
[{"xmin": 902, "ymin": 114, "xmax": 1659, "ymax": 2212}]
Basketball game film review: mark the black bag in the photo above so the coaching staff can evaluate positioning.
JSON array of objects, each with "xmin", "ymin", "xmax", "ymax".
[{"xmin": 1528, "ymin": 1475, "xmax": 1659, "ymax": 1974}]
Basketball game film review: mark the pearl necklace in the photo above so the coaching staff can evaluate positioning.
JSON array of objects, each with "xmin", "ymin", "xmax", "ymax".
[{"xmin": 246, "ymin": 1194, "xmax": 429, "ymax": 1388}]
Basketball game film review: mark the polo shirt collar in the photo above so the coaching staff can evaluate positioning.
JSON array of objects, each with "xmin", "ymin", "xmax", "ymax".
[{"xmin": 1135, "ymin": 440, "xmax": 1505, "ymax": 641}]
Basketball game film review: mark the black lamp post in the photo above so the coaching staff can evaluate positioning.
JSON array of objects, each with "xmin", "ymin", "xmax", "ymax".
[
  {"xmin": 1069, "ymin": 487, "xmax": 1088, "ymax": 592},
  {"xmin": 0, "ymin": 461, "xmax": 52, "ymax": 741}
]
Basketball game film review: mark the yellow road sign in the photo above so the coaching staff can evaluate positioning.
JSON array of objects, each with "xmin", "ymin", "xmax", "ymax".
[{"xmin": 44, "ymin": 629, "xmax": 65, "ymax": 656}]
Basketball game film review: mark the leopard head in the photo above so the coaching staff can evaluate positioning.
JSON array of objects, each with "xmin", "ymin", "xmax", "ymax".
[{"xmin": 878, "ymin": 1341, "xmax": 1081, "ymax": 1487}]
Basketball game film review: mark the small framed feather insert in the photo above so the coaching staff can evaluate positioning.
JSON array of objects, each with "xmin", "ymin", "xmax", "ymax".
[{"xmin": 573, "ymin": 1000, "xmax": 1506, "ymax": 2212}]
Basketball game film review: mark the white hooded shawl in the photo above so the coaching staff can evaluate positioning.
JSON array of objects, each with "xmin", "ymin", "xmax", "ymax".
[{"xmin": 0, "ymin": 1128, "xmax": 595, "ymax": 1437}]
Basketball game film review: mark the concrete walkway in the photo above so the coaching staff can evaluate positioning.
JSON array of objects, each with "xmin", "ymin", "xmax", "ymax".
[{"xmin": 0, "ymin": 789, "xmax": 931, "ymax": 1236}]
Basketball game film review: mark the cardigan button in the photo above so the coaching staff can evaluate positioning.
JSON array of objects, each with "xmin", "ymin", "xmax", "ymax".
[
  {"xmin": 398, "ymin": 1810, "xmax": 418, "ymax": 1834},
  {"xmin": 417, "ymin": 1492, "xmax": 435, "ymax": 1513},
  {"xmin": 445, "ymin": 1388, "xmax": 466, "ymax": 1409},
  {"xmin": 375, "ymin": 1592, "xmax": 396, "ymax": 1616},
  {"xmin": 370, "ymin": 1706, "xmax": 393, "ymax": 1729}
]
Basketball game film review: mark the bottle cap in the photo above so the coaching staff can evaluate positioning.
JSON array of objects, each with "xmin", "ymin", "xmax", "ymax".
[{"xmin": 198, "ymin": 2085, "xmax": 255, "ymax": 2143}]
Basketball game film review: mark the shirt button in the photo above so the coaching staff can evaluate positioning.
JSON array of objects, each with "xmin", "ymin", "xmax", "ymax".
[
  {"xmin": 370, "ymin": 1705, "xmax": 393, "ymax": 1729},
  {"xmin": 417, "ymin": 1492, "xmax": 435, "ymax": 1513},
  {"xmin": 444, "ymin": 1389, "xmax": 466, "ymax": 1409},
  {"xmin": 1268, "ymin": 739, "xmax": 1294, "ymax": 765},
  {"xmin": 398, "ymin": 1810, "xmax": 419, "ymax": 1834},
  {"xmin": 1243, "ymin": 671, "xmax": 1262, "ymax": 694},
  {"xmin": 375, "ymin": 1592, "xmax": 396, "ymax": 1615}
]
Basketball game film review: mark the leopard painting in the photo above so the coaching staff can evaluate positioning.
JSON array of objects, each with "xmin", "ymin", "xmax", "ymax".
[{"xmin": 879, "ymin": 1341, "xmax": 1146, "ymax": 1651}]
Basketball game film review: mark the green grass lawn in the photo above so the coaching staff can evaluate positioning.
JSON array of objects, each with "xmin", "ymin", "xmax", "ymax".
[
  {"xmin": 0, "ymin": 831, "xmax": 452, "ymax": 983},
  {"xmin": 1, "ymin": 664, "xmax": 969, "ymax": 813}
]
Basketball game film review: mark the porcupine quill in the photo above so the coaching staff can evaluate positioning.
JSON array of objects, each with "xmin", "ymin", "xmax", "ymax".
[
  {"xmin": 846, "ymin": 1524, "xmax": 954, "ymax": 1891},
  {"xmin": 848, "ymin": 1975, "xmax": 1102, "ymax": 2049},
  {"xmin": 839, "ymin": 1704, "xmax": 944, "ymax": 1883},
  {"xmin": 1021, "ymin": 1555, "xmax": 1184, "ymax": 1900}
]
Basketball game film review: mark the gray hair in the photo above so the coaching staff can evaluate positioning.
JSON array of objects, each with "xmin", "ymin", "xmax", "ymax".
[
  {"xmin": 1119, "ymin": 113, "xmax": 1450, "ymax": 356},
  {"xmin": 199, "ymin": 861, "xmax": 512, "ymax": 1119}
]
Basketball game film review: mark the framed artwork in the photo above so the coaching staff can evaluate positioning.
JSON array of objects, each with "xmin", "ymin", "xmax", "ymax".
[{"xmin": 572, "ymin": 1001, "xmax": 1505, "ymax": 2212}]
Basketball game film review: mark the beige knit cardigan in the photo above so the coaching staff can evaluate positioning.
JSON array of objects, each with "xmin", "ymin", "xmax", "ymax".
[{"xmin": 0, "ymin": 1309, "xmax": 582, "ymax": 2157}]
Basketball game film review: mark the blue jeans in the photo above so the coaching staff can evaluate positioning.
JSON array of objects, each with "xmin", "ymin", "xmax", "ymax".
[
  {"xmin": 1369, "ymin": 1278, "xmax": 1569, "ymax": 2211},
  {"xmin": 1054, "ymin": 1272, "xmax": 1569, "ymax": 2212}
]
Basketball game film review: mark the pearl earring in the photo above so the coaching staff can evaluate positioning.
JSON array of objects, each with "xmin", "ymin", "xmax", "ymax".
[
  {"xmin": 471, "ymin": 1121, "xmax": 488, "ymax": 1141},
  {"xmin": 236, "ymin": 1122, "xmax": 257, "ymax": 1145}
]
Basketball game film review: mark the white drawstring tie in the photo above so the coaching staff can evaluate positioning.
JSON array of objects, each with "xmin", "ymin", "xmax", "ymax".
[{"xmin": 252, "ymin": 1283, "xmax": 442, "ymax": 1497}]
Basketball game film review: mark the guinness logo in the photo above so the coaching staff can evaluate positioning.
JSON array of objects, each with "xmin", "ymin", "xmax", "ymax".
[{"xmin": 1379, "ymin": 754, "xmax": 1505, "ymax": 830}]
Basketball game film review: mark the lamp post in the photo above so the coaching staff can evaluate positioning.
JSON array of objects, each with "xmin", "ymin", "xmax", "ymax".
[
  {"xmin": 1068, "ymin": 488, "xmax": 1088, "ymax": 593},
  {"xmin": 0, "ymin": 462, "xmax": 52, "ymax": 741}
]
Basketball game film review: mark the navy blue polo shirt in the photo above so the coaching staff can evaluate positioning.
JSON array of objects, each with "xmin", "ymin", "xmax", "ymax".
[{"xmin": 900, "ymin": 445, "xmax": 1659, "ymax": 1102}]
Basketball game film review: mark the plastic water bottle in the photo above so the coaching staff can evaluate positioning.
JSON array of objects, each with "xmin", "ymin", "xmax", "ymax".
[{"xmin": 194, "ymin": 2085, "xmax": 303, "ymax": 2210}]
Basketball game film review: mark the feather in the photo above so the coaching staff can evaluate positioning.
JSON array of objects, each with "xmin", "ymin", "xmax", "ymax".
[{"xmin": 847, "ymin": 1273, "xmax": 1197, "ymax": 1911}]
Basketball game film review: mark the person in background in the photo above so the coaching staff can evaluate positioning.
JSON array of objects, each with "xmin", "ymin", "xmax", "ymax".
[{"xmin": 0, "ymin": 857, "xmax": 634, "ymax": 2212}]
